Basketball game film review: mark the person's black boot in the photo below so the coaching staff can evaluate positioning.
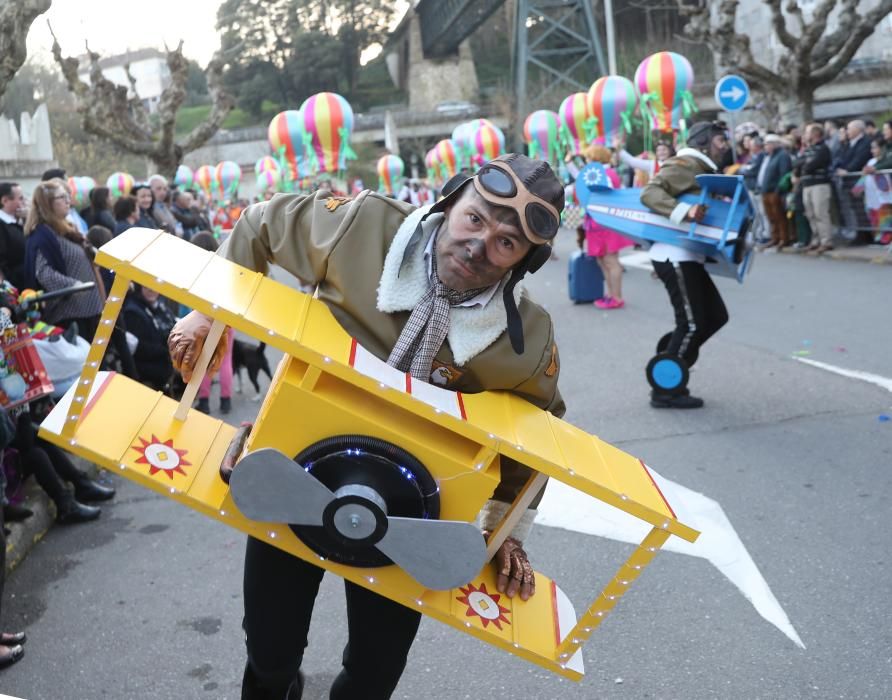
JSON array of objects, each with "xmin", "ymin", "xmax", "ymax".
[
  {"xmin": 56, "ymin": 498, "xmax": 101, "ymax": 524},
  {"xmin": 650, "ymin": 391, "xmax": 704, "ymax": 409},
  {"xmin": 196, "ymin": 397, "xmax": 210, "ymax": 414},
  {"xmin": 74, "ymin": 479, "xmax": 116, "ymax": 502},
  {"xmin": 241, "ymin": 662, "xmax": 303, "ymax": 700},
  {"xmin": 220, "ymin": 397, "xmax": 232, "ymax": 414}
]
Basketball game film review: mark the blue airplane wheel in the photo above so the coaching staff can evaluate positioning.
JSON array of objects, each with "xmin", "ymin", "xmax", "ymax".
[
  {"xmin": 646, "ymin": 353, "xmax": 689, "ymax": 393},
  {"xmin": 289, "ymin": 435, "xmax": 439, "ymax": 568}
]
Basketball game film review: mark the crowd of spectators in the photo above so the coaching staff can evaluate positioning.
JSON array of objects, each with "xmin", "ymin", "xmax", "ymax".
[
  {"xmin": 0, "ymin": 167, "xmax": 254, "ymax": 669},
  {"xmin": 730, "ymin": 118, "xmax": 892, "ymax": 252}
]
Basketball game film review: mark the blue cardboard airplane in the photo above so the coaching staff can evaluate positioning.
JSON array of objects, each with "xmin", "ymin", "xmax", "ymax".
[{"xmin": 575, "ymin": 163, "xmax": 758, "ymax": 283}]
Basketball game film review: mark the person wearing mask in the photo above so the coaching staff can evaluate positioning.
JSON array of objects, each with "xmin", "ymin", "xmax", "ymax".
[
  {"xmin": 132, "ymin": 185, "xmax": 159, "ymax": 230},
  {"xmin": 79, "ymin": 187, "xmax": 117, "ymax": 232},
  {"xmin": 22, "ymin": 179, "xmax": 104, "ymax": 340},
  {"xmin": 640, "ymin": 121, "xmax": 731, "ymax": 409},
  {"xmin": 113, "ymin": 195, "xmax": 139, "ymax": 236},
  {"xmin": 0, "ymin": 182, "xmax": 28, "ymax": 289}
]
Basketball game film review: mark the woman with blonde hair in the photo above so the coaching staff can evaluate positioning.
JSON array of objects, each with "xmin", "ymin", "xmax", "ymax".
[
  {"xmin": 581, "ymin": 143, "xmax": 634, "ymax": 309},
  {"xmin": 23, "ymin": 178, "xmax": 104, "ymax": 340}
]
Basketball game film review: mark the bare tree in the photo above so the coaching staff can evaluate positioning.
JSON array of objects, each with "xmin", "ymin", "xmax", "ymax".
[
  {"xmin": 50, "ymin": 29, "xmax": 235, "ymax": 177},
  {"xmin": 677, "ymin": 0, "xmax": 892, "ymax": 121},
  {"xmin": 0, "ymin": 0, "xmax": 52, "ymax": 99}
]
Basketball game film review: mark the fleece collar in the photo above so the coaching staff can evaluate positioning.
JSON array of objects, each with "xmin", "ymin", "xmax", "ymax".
[
  {"xmin": 376, "ymin": 205, "xmax": 523, "ymax": 366},
  {"xmin": 676, "ymin": 147, "xmax": 718, "ymax": 171}
]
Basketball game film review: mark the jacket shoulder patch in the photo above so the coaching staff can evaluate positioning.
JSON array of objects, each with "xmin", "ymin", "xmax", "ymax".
[
  {"xmin": 325, "ymin": 196, "xmax": 352, "ymax": 212},
  {"xmin": 544, "ymin": 344, "xmax": 558, "ymax": 378}
]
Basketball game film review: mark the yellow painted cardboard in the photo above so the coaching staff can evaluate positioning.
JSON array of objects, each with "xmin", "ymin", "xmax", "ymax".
[{"xmin": 40, "ymin": 228, "xmax": 701, "ymax": 681}]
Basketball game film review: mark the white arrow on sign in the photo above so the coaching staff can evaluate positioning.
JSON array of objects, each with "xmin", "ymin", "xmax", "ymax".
[
  {"xmin": 537, "ymin": 468, "xmax": 805, "ymax": 649},
  {"xmin": 720, "ymin": 86, "xmax": 745, "ymax": 102}
]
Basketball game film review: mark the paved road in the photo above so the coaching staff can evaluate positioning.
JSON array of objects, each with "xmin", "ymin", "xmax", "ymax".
[{"xmin": 3, "ymin": 233, "xmax": 891, "ymax": 700}]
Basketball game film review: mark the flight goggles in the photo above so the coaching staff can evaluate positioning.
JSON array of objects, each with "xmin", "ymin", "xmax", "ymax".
[{"xmin": 472, "ymin": 161, "xmax": 561, "ymax": 245}]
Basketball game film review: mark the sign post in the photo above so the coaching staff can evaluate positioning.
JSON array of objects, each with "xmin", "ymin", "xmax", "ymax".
[{"xmin": 714, "ymin": 74, "xmax": 750, "ymax": 163}]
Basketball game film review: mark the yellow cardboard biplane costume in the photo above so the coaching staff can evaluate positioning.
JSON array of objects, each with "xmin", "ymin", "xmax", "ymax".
[{"xmin": 39, "ymin": 155, "xmax": 699, "ymax": 697}]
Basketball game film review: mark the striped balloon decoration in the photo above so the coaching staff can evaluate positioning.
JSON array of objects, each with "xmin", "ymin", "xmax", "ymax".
[
  {"xmin": 377, "ymin": 154, "xmax": 404, "ymax": 195},
  {"xmin": 300, "ymin": 92, "xmax": 355, "ymax": 173},
  {"xmin": 194, "ymin": 165, "xmax": 216, "ymax": 195},
  {"xmin": 634, "ymin": 51, "xmax": 694, "ymax": 132},
  {"xmin": 174, "ymin": 164, "xmax": 193, "ymax": 189},
  {"xmin": 523, "ymin": 110, "xmax": 561, "ymax": 164},
  {"xmin": 559, "ymin": 92, "xmax": 592, "ymax": 155},
  {"xmin": 587, "ymin": 76, "xmax": 637, "ymax": 140},
  {"xmin": 106, "ymin": 172, "xmax": 134, "ymax": 198},
  {"xmin": 434, "ymin": 139, "xmax": 459, "ymax": 180},
  {"xmin": 470, "ymin": 121, "xmax": 505, "ymax": 167},
  {"xmin": 256, "ymin": 169, "xmax": 279, "ymax": 192},
  {"xmin": 425, "ymin": 148, "xmax": 440, "ymax": 184},
  {"xmin": 215, "ymin": 161, "xmax": 241, "ymax": 197},
  {"xmin": 254, "ymin": 156, "xmax": 279, "ymax": 176}
]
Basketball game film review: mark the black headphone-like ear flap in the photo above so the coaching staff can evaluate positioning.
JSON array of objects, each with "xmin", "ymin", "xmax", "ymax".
[{"xmin": 526, "ymin": 245, "xmax": 552, "ymax": 274}]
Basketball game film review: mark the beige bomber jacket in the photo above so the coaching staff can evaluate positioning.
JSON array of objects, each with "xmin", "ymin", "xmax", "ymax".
[{"xmin": 222, "ymin": 189, "xmax": 565, "ymax": 538}]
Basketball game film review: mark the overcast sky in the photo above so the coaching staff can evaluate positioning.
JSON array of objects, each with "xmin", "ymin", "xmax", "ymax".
[
  {"xmin": 28, "ymin": 0, "xmax": 229, "ymax": 66},
  {"xmin": 27, "ymin": 1, "xmax": 411, "ymax": 67}
]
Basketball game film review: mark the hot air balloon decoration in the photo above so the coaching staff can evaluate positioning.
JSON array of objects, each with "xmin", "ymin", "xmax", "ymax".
[
  {"xmin": 216, "ymin": 161, "xmax": 242, "ymax": 198},
  {"xmin": 523, "ymin": 110, "xmax": 561, "ymax": 165},
  {"xmin": 634, "ymin": 51, "xmax": 696, "ymax": 135},
  {"xmin": 377, "ymin": 154, "xmax": 404, "ymax": 196},
  {"xmin": 587, "ymin": 76, "xmax": 637, "ymax": 141},
  {"xmin": 194, "ymin": 165, "xmax": 217, "ymax": 196},
  {"xmin": 106, "ymin": 172, "xmax": 134, "ymax": 199},
  {"xmin": 174, "ymin": 164, "xmax": 194, "ymax": 190},
  {"xmin": 559, "ymin": 92, "xmax": 594, "ymax": 156},
  {"xmin": 469, "ymin": 120, "xmax": 505, "ymax": 168},
  {"xmin": 433, "ymin": 139, "xmax": 459, "ymax": 181},
  {"xmin": 300, "ymin": 93, "xmax": 357, "ymax": 174}
]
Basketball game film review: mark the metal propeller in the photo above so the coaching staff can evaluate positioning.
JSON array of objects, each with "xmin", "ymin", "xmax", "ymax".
[{"xmin": 230, "ymin": 448, "xmax": 486, "ymax": 590}]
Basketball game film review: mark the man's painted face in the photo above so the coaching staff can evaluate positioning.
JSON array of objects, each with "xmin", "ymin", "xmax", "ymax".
[{"xmin": 436, "ymin": 186, "xmax": 532, "ymax": 292}]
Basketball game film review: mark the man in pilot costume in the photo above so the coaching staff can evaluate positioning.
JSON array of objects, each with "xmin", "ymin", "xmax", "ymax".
[
  {"xmin": 168, "ymin": 154, "xmax": 566, "ymax": 699},
  {"xmin": 640, "ymin": 121, "xmax": 731, "ymax": 409}
]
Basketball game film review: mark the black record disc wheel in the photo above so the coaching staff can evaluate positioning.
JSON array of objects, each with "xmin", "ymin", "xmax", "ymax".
[{"xmin": 290, "ymin": 436, "xmax": 439, "ymax": 568}]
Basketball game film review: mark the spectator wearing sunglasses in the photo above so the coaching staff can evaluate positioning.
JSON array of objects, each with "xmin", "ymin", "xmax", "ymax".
[
  {"xmin": 640, "ymin": 121, "xmax": 731, "ymax": 409},
  {"xmin": 167, "ymin": 154, "xmax": 565, "ymax": 700}
]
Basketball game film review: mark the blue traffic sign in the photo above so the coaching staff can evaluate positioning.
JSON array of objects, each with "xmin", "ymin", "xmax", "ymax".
[{"xmin": 714, "ymin": 75, "xmax": 750, "ymax": 113}]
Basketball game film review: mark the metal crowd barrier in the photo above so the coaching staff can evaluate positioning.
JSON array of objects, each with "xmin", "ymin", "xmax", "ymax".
[{"xmin": 832, "ymin": 169, "xmax": 892, "ymax": 242}]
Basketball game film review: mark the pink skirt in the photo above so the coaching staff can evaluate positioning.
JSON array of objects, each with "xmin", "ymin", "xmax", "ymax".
[{"xmin": 584, "ymin": 219, "xmax": 634, "ymax": 257}]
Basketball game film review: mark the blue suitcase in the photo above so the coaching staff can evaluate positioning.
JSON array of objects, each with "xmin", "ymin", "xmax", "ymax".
[{"xmin": 568, "ymin": 250, "xmax": 604, "ymax": 303}]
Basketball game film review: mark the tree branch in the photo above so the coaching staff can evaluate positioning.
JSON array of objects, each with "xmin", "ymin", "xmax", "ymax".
[
  {"xmin": 765, "ymin": 0, "xmax": 798, "ymax": 51},
  {"xmin": 0, "ymin": 0, "xmax": 52, "ymax": 98},
  {"xmin": 178, "ymin": 48, "xmax": 235, "ymax": 153},
  {"xmin": 811, "ymin": 0, "xmax": 892, "ymax": 85}
]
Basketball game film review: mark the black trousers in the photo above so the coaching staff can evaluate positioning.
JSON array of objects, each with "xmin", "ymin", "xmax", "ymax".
[
  {"xmin": 242, "ymin": 536, "xmax": 421, "ymax": 700},
  {"xmin": 652, "ymin": 260, "xmax": 728, "ymax": 378}
]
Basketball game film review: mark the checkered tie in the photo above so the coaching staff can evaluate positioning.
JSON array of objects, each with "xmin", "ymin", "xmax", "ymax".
[{"xmin": 387, "ymin": 251, "xmax": 485, "ymax": 381}]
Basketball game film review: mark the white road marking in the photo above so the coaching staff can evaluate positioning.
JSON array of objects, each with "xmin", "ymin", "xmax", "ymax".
[
  {"xmin": 792, "ymin": 357, "xmax": 892, "ymax": 393},
  {"xmin": 538, "ymin": 471, "xmax": 805, "ymax": 649}
]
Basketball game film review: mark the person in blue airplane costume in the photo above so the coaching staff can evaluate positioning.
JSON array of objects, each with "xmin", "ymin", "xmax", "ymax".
[{"xmin": 640, "ymin": 121, "xmax": 731, "ymax": 409}]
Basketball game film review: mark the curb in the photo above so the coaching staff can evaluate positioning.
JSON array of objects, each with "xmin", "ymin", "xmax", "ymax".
[{"xmin": 4, "ymin": 456, "xmax": 101, "ymax": 576}]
